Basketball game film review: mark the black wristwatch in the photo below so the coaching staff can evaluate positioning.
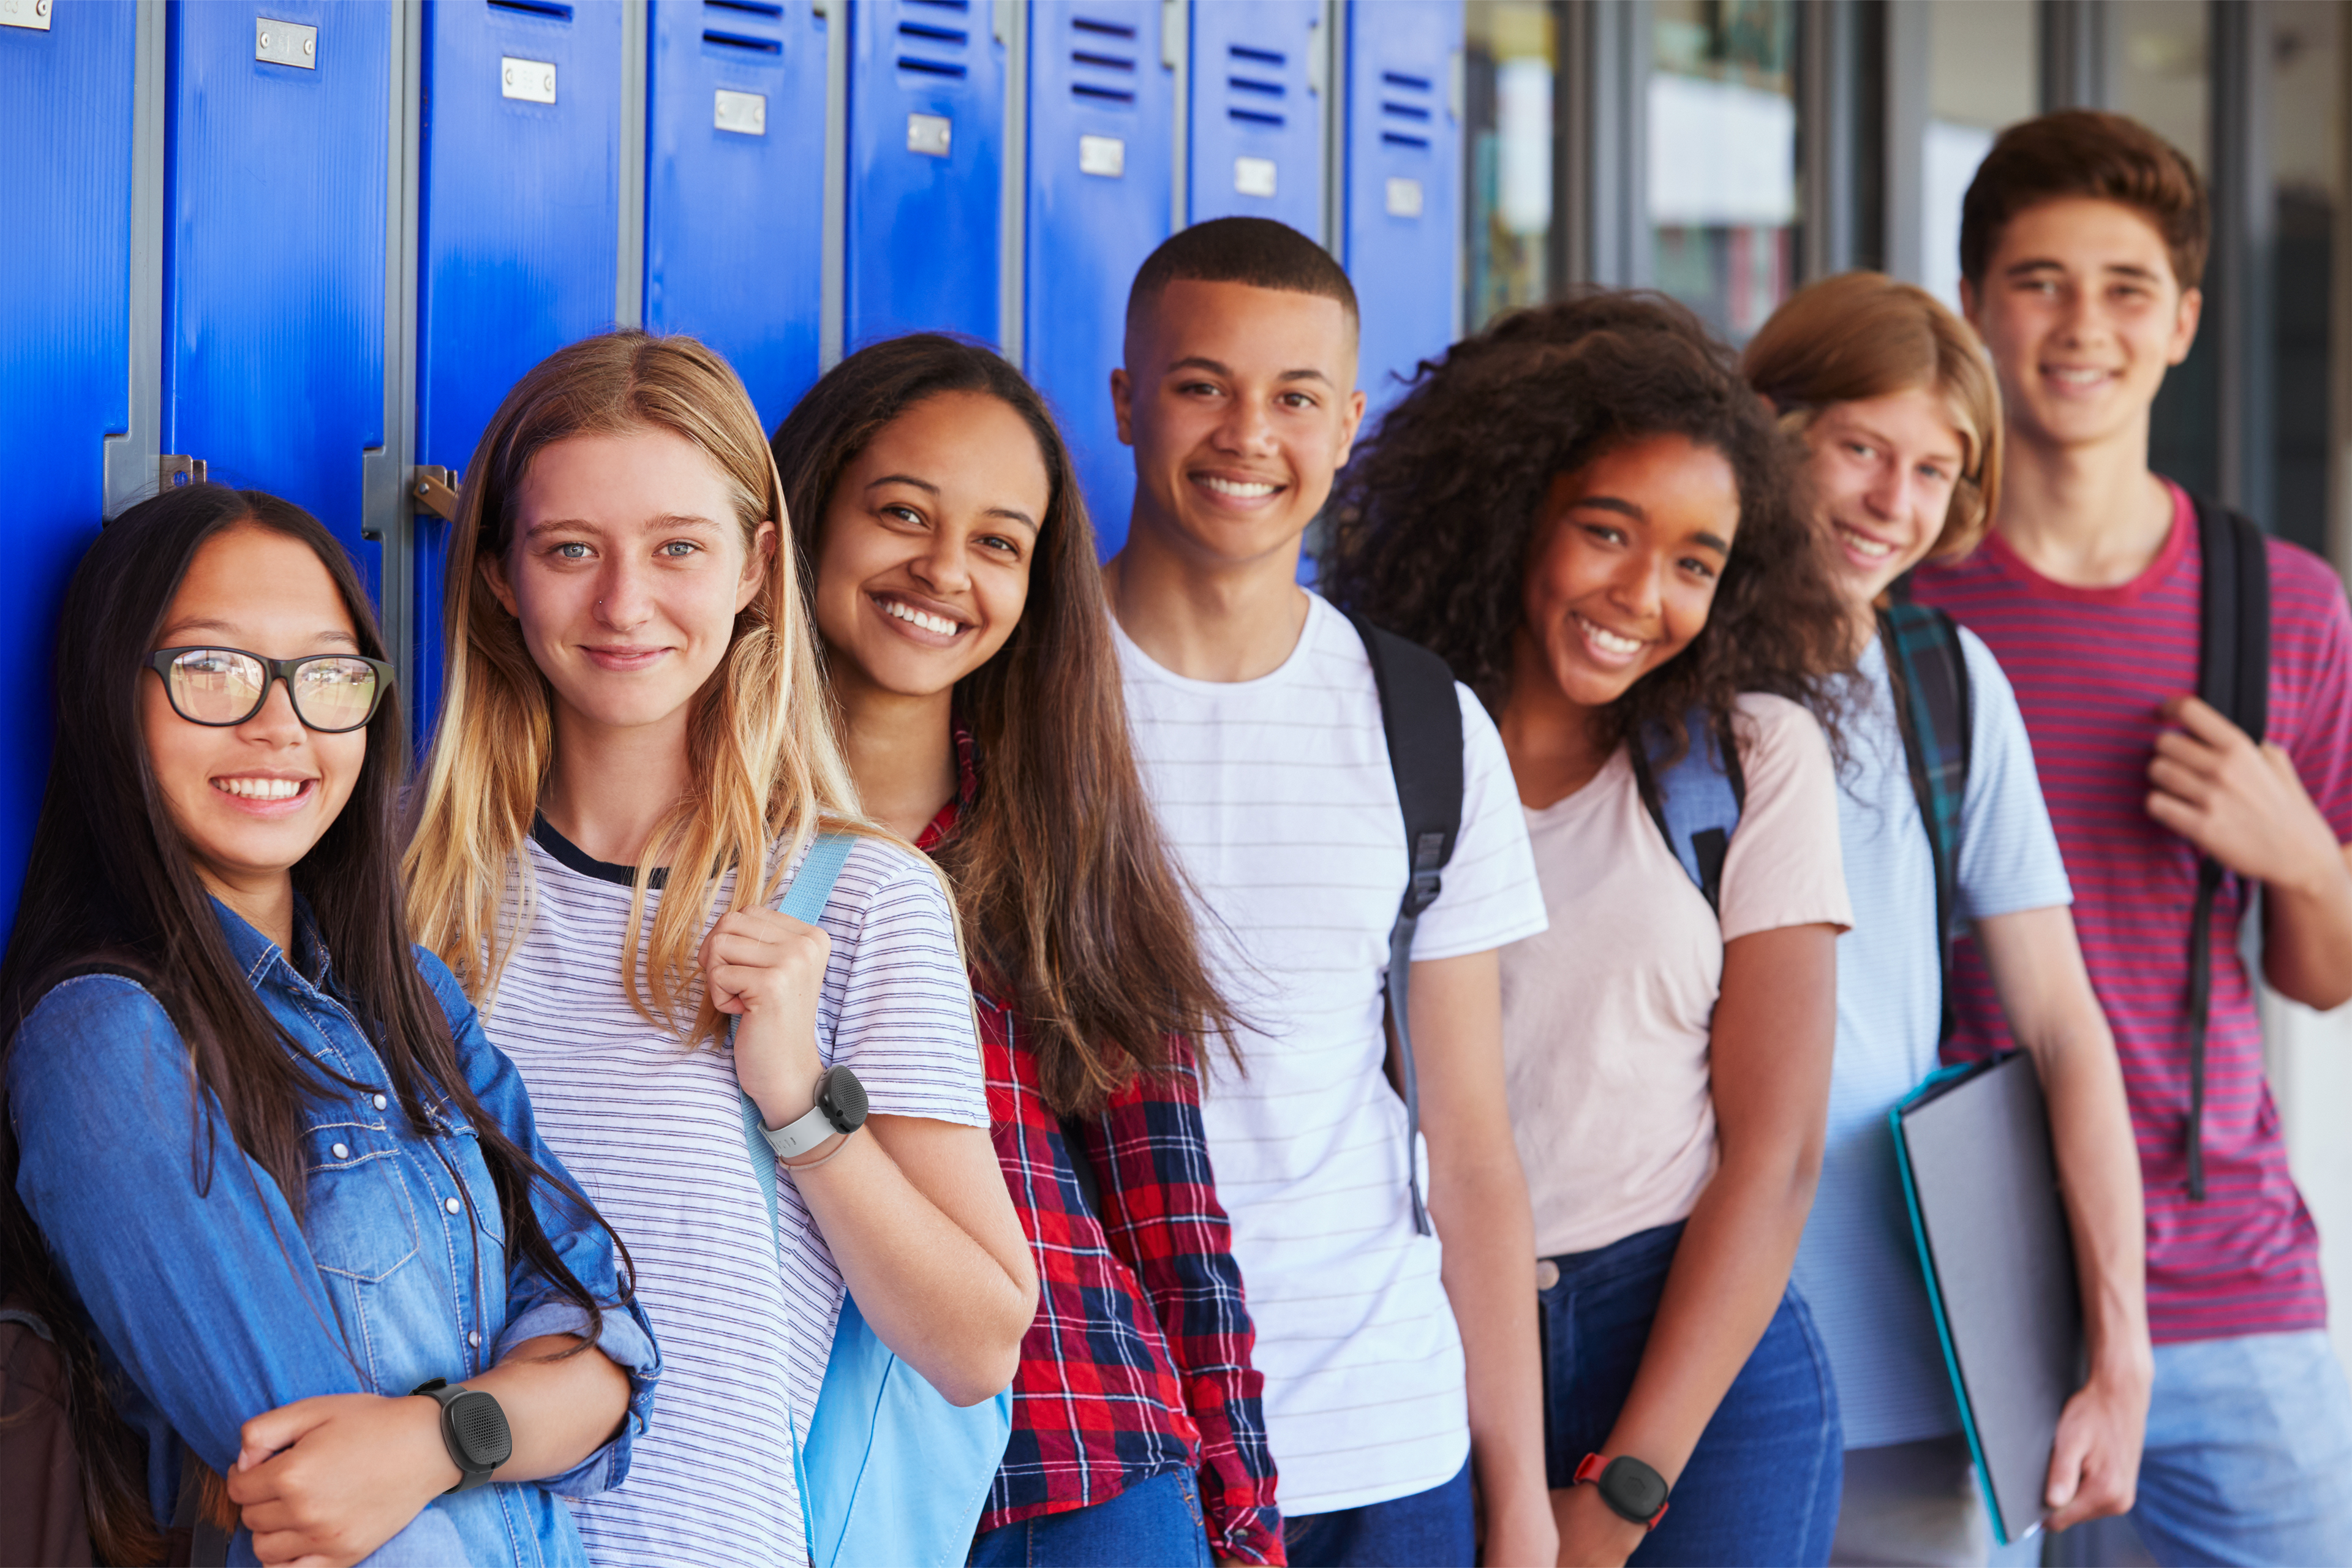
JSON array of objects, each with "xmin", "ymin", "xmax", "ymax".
[
  {"xmin": 412, "ymin": 1378, "xmax": 513, "ymax": 1493},
  {"xmin": 1575, "ymin": 1452, "xmax": 1671, "ymax": 1530},
  {"xmin": 760, "ymin": 1065, "xmax": 871, "ymax": 1160}
]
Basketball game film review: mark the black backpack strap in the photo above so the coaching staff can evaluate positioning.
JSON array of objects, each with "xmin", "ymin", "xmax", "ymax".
[
  {"xmin": 1344, "ymin": 610, "xmax": 1464, "ymax": 1238},
  {"xmin": 2184, "ymin": 497, "xmax": 2271, "ymax": 1202},
  {"xmin": 1060, "ymin": 1112, "xmax": 1104, "ymax": 1219},
  {"xmin": 1879, "ymin": 603, "xmax": 1975, "ymax": 1044}
]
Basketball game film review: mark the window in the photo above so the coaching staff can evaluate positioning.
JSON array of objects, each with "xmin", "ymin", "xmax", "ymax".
[{"xmin": 1649, "ymin": 0, "xmax": 1795, "ymax": 342}]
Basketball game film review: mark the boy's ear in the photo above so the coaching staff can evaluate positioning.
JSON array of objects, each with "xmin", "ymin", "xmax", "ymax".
[
  {"xmin": 1110, "ymin": 366, "xmax": 1135, "ymax": 447},
  {"xmin": 2166, "ymin": 286, "xmax": 2204, "ymax": 368},
  {"xmin": 1958, "ymin": 276, "xmax": 1981, "ymax": 330}
]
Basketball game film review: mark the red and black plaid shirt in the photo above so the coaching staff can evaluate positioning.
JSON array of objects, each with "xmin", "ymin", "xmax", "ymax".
[{"xmin": 919, "ymin": 738, "xmax": 1282, "ymax": 1562}]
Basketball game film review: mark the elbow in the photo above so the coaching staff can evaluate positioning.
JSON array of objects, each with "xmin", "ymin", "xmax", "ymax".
[
  {"xmin": 2269, "ymin": 956, "xmax": 2352, "ymax": 1014},
  {"xmin": 936, "ymin": 1340, "xmax": 1024, "ymax": 1408},
  {"xmin": 925, "ymin": 1275, "xmax": 1036, "ymax": 1408}
]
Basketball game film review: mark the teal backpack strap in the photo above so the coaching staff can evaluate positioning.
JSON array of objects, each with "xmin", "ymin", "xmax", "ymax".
[{"xmin": 1878, "ymin": 603, "xmax": 1973, "ymax": 1044}]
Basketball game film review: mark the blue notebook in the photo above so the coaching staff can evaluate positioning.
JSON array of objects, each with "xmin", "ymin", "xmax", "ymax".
[{"xmin": 1890, "ymin": 1050, "xmax": 2082, "ymax": 1547}]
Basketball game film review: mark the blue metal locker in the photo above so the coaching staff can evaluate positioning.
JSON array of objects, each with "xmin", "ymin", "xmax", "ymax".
[
  {"xmin": 164, "ymin": 1, "xmax": 391, "ymax": 581},
  {"xmin": 1025, "ymin": 0, "xmax": 1172, "ymax": 557},
  {"xmin": 846, "ymin": 0, "xmax": 1005, "ymax": 350},
  {"xmin": 1186, "ymin": 0, "xmax": 1319, "ymax": 235},
  {"xmin": 645, "ymin": 0, "xmax": 828, "ymax": 429},
  {"xmin": 0, "ymin": 0, "xmax": 138, "ymax": 931},
  {"xmin": 1344, "ymin": 0, "xmax": 1459, "ymax": 420},
  {"xmin": 415, "ymin": 0, "xmax": 623, "ymax": 729}
]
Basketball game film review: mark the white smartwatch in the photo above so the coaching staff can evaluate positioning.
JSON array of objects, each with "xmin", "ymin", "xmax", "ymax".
[{"xmin": 762, "ymin": 1065, "xmax": 870, "ymax": 1159}]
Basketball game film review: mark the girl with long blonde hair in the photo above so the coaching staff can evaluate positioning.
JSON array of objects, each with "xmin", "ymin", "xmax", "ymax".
[{"xmin": 406, "ymin": 330, "xmax": 1036, "ymax": 1568}]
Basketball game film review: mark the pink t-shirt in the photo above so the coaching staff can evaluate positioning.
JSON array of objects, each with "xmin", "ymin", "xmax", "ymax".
[
  {"xmin": 1502, "ymin": 693, "xmax": 1853, "ymax": 1257},
  {"xmin": 1914, "ymin": 483, "xmax": 2352, "ymax": 1343}
]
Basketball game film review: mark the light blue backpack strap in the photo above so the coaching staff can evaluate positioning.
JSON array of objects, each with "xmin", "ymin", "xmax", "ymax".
[
  {"xmin": 1630, "ymin": 706, "xmax": 1746, "ymax": 914},
  {"xmin": 734, "ymin": 831, "xmax": 858, "ymax": 1567}
]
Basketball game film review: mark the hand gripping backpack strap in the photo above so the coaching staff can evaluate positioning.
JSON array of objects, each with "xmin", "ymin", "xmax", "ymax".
[
  {"xmin": 1344, "ymin": 611, "xmax": 1464, "ymax": 1239},
  {"xmin": 1627, "ymin": 707, "xmax": 1747, "ymax": 914},
  {"xmin": 1879, "ymin": 603, "xmax": 1975, "ymax": 1044},
  {"xmin": 2184, "ymin": 499, "xmax": 2270, "ymax": 1201}
]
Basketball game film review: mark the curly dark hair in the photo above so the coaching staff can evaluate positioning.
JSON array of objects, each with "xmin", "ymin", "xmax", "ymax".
[{"xmin": 1322, "ymin": 291, "xmax": 1852, "ymax": 767}]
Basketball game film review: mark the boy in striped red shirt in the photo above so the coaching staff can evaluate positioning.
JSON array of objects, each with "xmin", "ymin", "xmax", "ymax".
[{"xmin": 1915, "ymin": 110, "xmax": 2352, "ymax": 1565}]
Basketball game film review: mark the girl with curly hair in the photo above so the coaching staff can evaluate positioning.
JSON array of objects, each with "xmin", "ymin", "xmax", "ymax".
[{"xmin": 1324, "ymin": 292, "xmax": 1853, "ymax": 1567}]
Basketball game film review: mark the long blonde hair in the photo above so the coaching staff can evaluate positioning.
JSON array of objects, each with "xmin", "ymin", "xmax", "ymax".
[
  {"xmin": 1742, "ymin": 271, "xmax": 2004, "ymax": 562},
  {"xmin": 404, "ymin": 330, "xmax": 869, "ymax": 1042}
]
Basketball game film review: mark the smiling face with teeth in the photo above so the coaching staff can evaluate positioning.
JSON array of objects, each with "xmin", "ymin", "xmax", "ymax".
[
  {"xmin": 1113, "ymin": 278, "xmax": 1366, "ymax": 573},
  {"xmin": 1963, "ymin": 196, "xmax": 2201, "ymax": 459},
  {"xmin": 141, "ymin": 524, "xmax": 368, "ymax": 916},
  {"xmin": 1797, "ymin": 387, "xmax": 1969, "ymax": 626},
  {"xmin": 812, "ymin": 390, "xmax": 1047, "ymax": 712},
  {"xmin": 1507, "ymin": 434, "xmax": 1741, "ymax": 729}
]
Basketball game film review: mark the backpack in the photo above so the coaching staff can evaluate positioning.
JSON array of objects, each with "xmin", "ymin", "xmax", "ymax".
[
  {"xmin": 0, "ymin": 1298, "xmax": 96, "ymax": 1567},
  {"xmin": 736, "ymin": 832, "xmax": 1013, "ymax": 1568},
  {"xmin": 1343, "ymin": 611, "xmax": 1464, "ymax": 1240},
  {"xmin": 2182, "ymin": 497, "xmax": 2271, "ymax": 1201}
]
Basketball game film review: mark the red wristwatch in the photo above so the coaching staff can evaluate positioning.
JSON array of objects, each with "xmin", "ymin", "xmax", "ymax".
[{"xmin": 1575, "ymin": 1452, "xmax": 1671, "ymax": 1529}]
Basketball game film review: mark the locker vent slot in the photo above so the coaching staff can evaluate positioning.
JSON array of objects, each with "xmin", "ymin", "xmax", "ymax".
[
  {"xmin": 706, "ymin": 0, "xmax": 785, "ymax": 13},
  {"xmin": 1379, "ymin": 67, "xmax": 1436, "ymax": 149},
  {"xmin": 488, "ymin": 0, "xmax": 575, "ymax": 19},
  {"xmin": 1069, "ymin": 13, "xmax": 1137, "ymax": 105},
  {"xmin": 898, "ymin": 0, "xmax": 971, "ymax": 78},
  {"xmin": 705, "ymin": 28, "xmax": 782, "ymax": 51},
  {"xmin": 1226, "ymin": 43, "xmax": 1287, "ymax": 128}
]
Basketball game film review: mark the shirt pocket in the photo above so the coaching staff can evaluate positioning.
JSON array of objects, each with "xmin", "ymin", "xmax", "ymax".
[{"xmin": 301, "ymin": 1118, "xmax": 422, "ymax": 1290}]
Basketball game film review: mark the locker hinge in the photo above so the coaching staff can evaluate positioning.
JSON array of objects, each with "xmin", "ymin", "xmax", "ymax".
[
  {"xmin": 1161, "ymin": 0, "xmax": 1182, "ymax": 71},
  {"xmin": 412, "ymin": 466, "xmax": 463, "ymax": 522},
  {"xmin": 159, "ymin": 455, "xmax": 208, "ymax": 489},
  {"xmin": 992, "ymin": 0, "xmax": 1012, "ymax": 45},
  {"xmin": 0, "ymin": 0, "xmax": 54, "ymax": 31}
]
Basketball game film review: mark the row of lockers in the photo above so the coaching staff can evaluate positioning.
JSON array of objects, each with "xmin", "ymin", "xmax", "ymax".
[{"xmin": 1, "ymin": 0, "xmax": 1462, "ymax": 924}]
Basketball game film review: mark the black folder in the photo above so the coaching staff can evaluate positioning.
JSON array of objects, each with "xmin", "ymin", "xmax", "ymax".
[{"xmin": 1890, "ymin": 1050, "xmax": 2082, "ymax": 1547}]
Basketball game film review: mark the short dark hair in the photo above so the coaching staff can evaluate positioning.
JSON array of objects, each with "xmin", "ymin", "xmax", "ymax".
[
  {"xmin": 1959, "ymin": 110, "xmax": 2209, "ymax": 288},
  {"xmin": 1125, "ymin": 216, "xmax": 1359, "ymax": 340}
]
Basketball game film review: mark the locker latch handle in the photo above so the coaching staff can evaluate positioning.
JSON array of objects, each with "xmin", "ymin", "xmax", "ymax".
[
  {"xmin": 413, "ymin": 466, "xmax": 463, "ymax": 522},
  {"xmin": 160, "ymin": 455, "xmax": 208, "ymax": 489}
]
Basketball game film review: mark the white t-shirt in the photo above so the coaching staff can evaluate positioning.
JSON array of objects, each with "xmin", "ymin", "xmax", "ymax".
[
  {"xmin": 484, "ymin": 826, "xmax": 987, "ymax": 1568},
  {"xmin": 1114, "ymin": 592, "xmax": 1549, "ymax": 1515},
  {"xmin": 1502, "ymin": 694, "xmax": 1853, "ymax": 1257},
  {"xmin": 1792, "ymin": 628, "xmax": 2073, "ymax": 1449}
]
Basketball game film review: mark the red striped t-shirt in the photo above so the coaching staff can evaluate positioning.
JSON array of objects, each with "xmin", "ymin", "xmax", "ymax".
[{"xmin": 1913, "ymin": 483, "xmax": 2352, "ymax": 1344}]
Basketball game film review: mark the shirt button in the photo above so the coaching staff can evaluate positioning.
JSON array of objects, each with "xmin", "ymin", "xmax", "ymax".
[
  {"xmin": 445, "ymin": 1197, "xmax": 463, "ymax": 1215},
  {"xmin": 372, "ymin": 1094, "xmax": 388, "ymax": 1110},
  {"xmin": 469, "ymin": 1330, "xmax": 482, "ymax": 1348},
  {"xmin": 330, "ymin": 1143, "xmax": 349, "ymax": 1161}
]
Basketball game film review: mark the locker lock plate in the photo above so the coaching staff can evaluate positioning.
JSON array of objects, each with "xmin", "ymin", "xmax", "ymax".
[
  {"xmin": 413, "ymin": 467, "xmax": 463, "ymax": 523},
  {"xmin": 254, "ymin": 18, "xmax": 317, "ymax": 69},
  {"xmin": 0, "ymin": 0, "xmax": 53, "ymax": 32},
  {"xmin": 1386, "ymin": 178, "xmax": 1425, "ymax": 219},
  {"xmin": 1079, "ymin": 135, "xmax": 1125, "ymax": 179},
  {"xmin": 503, "ymin": 56, "xmax": 557, "ymax": 104},
  {"xmin": 715, "ymin": 89, "xmax": 767, "ymax": 136},
  {"xmin": 1234, "ymin": 156, "xmax": 1278, "ymax": 200},
  {"xmin": 160, "ymin": 456, "xmax": 209, "ymax": 490},
  {"xmin": 907, "ymin": 113, "xmax": 952, "ymax": 158}
]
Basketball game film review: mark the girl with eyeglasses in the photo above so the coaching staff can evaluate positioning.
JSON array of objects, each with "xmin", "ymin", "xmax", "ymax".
[{"xmin": 0, "ymin": 484, "xmax": 657, "ymax": 1568}]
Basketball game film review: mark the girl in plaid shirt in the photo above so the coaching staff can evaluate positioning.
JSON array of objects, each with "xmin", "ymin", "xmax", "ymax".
[{"xmin": 772, "ymin": 334, "xmax": 1283, "ymax": 1566}]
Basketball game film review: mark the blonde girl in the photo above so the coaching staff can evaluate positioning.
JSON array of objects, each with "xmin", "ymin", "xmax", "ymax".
[{"xmin": 406, "ymin": 330, "xmax": 1036, "ymax": 1568}]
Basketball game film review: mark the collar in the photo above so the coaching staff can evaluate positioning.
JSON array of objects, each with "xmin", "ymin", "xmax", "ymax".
[
  {"xmin": 211, "ymin": 893, "xmax": 331, "ymax": 991},
  {"xmin": 914, "ymin": 725, "xmax": 980, "ymax": 854}
]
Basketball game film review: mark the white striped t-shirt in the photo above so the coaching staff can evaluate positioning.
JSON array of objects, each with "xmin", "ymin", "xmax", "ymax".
[
  {"xmin": 1114, "ymin": 592, "xmax": 1549, "ymax": 1515},
  {"xmin": 1792, "ymin": 628, "xmax": 2072, "ymax": 1448},
  {"xmin": 484, "ymin": 825, "xmax": 987, "ymax": 1568}
]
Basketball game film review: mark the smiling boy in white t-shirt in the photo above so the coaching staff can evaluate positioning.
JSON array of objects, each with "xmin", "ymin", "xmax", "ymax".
[{"xmin": 1100, "ymin": 217, "xmax": 1554, "ymax": 1567}]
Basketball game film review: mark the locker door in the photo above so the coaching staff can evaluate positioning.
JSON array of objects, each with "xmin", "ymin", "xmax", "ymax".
[
  {"xmin": 1025, "ymin": 0, "xmax": 1171, "ymax": 557},
  {"xmin": 1344, "ymin": 0, "xmax": 1460, "ymax": 420},
  {"xmin": 164, "ymin": 1, "xmax": 391, "ymax": 581},
  {"xmin": 646, "ymin": 0, "xmax": 827, "ymax": 429},
  {"xmin": 0, "ymin": 0, "xmax": 138, "ymax": 929},
  {"xmin": 415, "ymin": 0, "xmax": 623, "ymax": 728},
  {"xmin": 846, "ymin": 0, "xmax": 1005, "ymax": 349},
  {"xmin": 1186, "ymin": 0, "xmax": 1319, "ymax": 235}
]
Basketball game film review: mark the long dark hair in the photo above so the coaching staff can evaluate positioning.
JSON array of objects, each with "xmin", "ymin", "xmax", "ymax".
[
  {"xmin": 1323, "ymin": 292, "xmax": 1852, "ymax": 764},
  {"xmin": 0, "ymin": 485, "xmax": 626, "ymax": 1564},
  {"xmin": 773, "ymin": 334, "xmax": 1238, "ymax": 1114}
]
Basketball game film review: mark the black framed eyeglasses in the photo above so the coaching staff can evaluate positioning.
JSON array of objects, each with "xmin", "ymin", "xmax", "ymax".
[{"xmin": 148, "ymin": 647, "xmax": 394, "ymax": 734}]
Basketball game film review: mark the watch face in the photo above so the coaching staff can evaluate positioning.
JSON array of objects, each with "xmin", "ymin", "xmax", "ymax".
[
  {"xmin": 820, "ymin": 1065, "xmax": 870, "ymax": 1132},
  {"xmin": 448, "ymin": 1389, "xmax": 514, "ymax": 1472},
  {"xmin": 1602, "ymin": 1456, "xmax": 1669, "ymax": 1521}
]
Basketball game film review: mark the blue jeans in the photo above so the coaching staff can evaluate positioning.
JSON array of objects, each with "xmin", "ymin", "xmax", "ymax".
[
  {"xmin": 968, "ymin": 1469, "xmax": 1212, "ymax": 1567},
  {"xmin": 2046, "ymin": 1329, "xmax": 2352, "ymax": 1567},
  {"xmin": 1539, "ymin": 1221, "xmax": 1843, "ymax": 1567},
  {"xmin": 1284, "ymin": 1458, "xmax": 1473, "ymax": 1567}
]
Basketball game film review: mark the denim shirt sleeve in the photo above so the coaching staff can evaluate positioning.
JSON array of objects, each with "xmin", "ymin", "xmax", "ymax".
[
  {"xmin": 417, "ymin": 949, "xmax": 660, "ymax": 1494},
  {"xmin": 7, "ymin": 976, "xmax": 369, "ymax": 1476}
]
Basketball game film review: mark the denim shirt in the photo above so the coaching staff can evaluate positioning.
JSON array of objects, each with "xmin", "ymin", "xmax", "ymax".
[{"xmin": 7, "ymin": 900, "xmax": 661, "ymax": 1568}]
